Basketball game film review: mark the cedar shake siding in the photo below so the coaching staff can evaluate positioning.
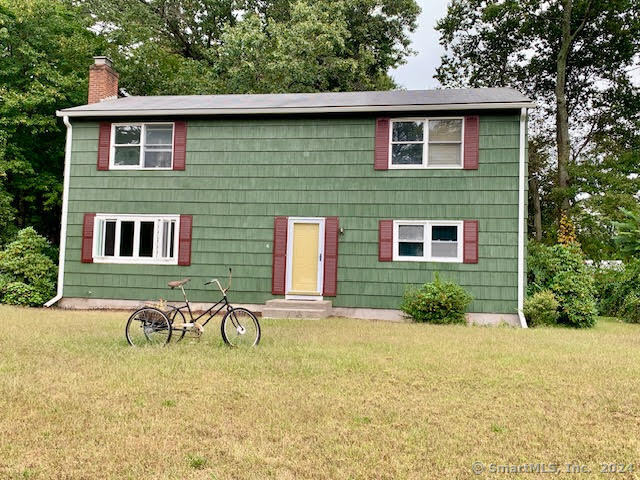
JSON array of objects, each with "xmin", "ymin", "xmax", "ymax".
[{"xmin": 63, "ymin": 113, "xmax": 525, "ymax": 314}]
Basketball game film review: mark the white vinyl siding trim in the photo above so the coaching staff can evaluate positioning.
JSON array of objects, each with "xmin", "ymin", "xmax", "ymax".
[
  {"xmin": 92, "ymin": 214, "xmax": 180, "ymax": 264},
  {"xmin": 109, "ymin": 122, "xmax": 175, "ymax": 170},
  {"xmin": 392, "ymin": 220, "xmax": 463, "ymax": 263},
  {"xmin": 388, "ymin": 117, "xmax": 464, "ymax": 170}
]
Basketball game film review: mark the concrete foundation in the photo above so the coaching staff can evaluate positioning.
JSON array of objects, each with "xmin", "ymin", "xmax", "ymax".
[{"xmin": 57, "ymin": 297, "xmax": 522, "ymax": 326}]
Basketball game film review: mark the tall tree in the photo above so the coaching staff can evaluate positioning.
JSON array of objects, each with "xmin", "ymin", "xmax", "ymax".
[
  {"xmin": 81, "ymin": 0, "xmax": 420, "ymax": 95},
  {"xmin": 0, "ymin": 0, "xmax": 104, "ymax": 242},
  {"xmin": 435, "ymin": 0, "xmax": 640, "ymax": 225}
]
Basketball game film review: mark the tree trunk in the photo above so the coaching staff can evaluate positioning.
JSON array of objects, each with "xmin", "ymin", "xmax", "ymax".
[
  {"xmin": 555, "ymin": 0, "xmax": 573, "ymax": 213},
  {"xmin": 529, "ymin": 176, "xmax": 543, "ymax": 241}
]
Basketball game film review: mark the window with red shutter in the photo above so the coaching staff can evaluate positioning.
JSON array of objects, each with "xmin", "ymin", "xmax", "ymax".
[
  {"xmin": 322, "ymin": 217, "xmax": 339, "ymax": 296},
  {"xmin": 378, "ymin": 220, "xmax": 393, "ymax": 261},
  {"xmin": 463, "ymin": 116, "xmax": 479, "ymax": 170},
  {"xmin": 374, "ymin": 118, "xmax": 390, "ymax": 170},
  {"xmin": 97, "ymin": 123, "xmax": 111, "ymax": 170},
  {"xmin": 463, "ymin": 220, "xmax": 479, "ymax": 264},
  {"xmin": 81, "ymin": 213, "xmax": 96, "ymax": 263},
  {"xmin": 178, "ymin": 215, "xmax": 193, "ymax": 266},
  {"xmin": 272, "ymin": 216, "xmax": 288, "ymax": 295}
]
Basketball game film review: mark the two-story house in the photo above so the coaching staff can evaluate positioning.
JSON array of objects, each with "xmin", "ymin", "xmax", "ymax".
[{"xmin": 46, "ymin": 57, "xmax": 533, "ymax": 326}]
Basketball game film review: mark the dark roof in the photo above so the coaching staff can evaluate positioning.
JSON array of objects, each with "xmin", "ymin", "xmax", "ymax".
[{"xmin": 58, "ymin": 88, "xmax": 534, "ymax": 117}]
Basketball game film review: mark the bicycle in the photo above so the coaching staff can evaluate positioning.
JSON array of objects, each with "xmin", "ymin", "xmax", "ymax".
[{"xmin": 125, "ymin": 268, "xmax": 261, "ymax": 347}]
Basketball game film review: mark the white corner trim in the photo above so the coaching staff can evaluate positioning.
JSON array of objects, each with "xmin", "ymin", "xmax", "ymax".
[
  {"xmin": 45, "ymin": 115, "xmax": 72, "ymax": 307},
  {"xmin": 517, "ymin": 107, "xmax": 528, "ymax": 328}
]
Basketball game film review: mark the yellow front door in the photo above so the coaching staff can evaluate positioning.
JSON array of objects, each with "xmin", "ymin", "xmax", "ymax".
[{"xmin": 290, "ymin": 222, "xmax": 320, "ymax": 295}]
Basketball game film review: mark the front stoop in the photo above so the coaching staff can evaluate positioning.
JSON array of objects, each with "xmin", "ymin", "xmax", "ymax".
[{"xmin": 262, "ymin": 299, "xmax": 333, "ymax": 319}]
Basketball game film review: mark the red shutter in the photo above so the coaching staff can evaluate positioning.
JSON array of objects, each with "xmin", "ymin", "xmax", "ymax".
[
  {"xmin": 178, "ymin": 214, "xmax": 192, "ymax": 266},
  {"xmin": 173, "ymin": 121, "xmax": 187, "ymax": 171},
  {"xmin": 97, "ymin": 122, "xmax": 111, "ymax": 170},
  {"xmin": 378, "ymin": 219, "xmax": 393, "ymax": 262},
  {"xmin": 463, "ymin": 220, "xmax": 479, "ymax": 264},
  {"xmin": 272, "ymin": 216, "xmax": 288, "ymax": 295},
  {"xmin": 374, "ymin": 118, "xmax": 390, "ymax": 170},
  {"xmin": 322, "ymin": 217, "xmax": 339, "ymax": 297},
  {"xmin": 81, "ymin": 213, "xmax": 96, "ymax": 263},
  {"xmin": 464, "ymin": 116, "xmax": 479, "ymax": 170}
]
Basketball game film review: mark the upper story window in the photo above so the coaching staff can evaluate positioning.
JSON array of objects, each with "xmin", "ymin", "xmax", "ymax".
[
  {"xmin": 390, "ymin": 118, "xmax": 463, "ymax": 169},
  {"xmin": 93, "ymin": 214, "xmax": 179, "ymax": 264},
  {"xmin": 393, "ymin": 220, "xmax": 463, "ymax": 262},
  {"xmin": 111, "ymin": 123, "xmax": 174, "ymax": 169}
]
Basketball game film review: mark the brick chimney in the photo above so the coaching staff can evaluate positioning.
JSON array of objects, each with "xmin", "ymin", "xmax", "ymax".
[{"xmin": 88, "ymin": 56, "xmax": 119, "ymax": 104}]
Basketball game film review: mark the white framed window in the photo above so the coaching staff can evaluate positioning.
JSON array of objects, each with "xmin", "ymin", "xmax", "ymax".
[
  {"xmin": 110, "ymin": 123, "xmax": 174, "ymax": 169},
  {"xmin": 389, "ymin": 117, "xmax": 464, "ymax": 169},
  {"xmin": 93, "ymin": 214, "xmax": 180, "ymax": 264},
  {"xmin": 393, "ymin": 220, "xmax": 463, "ymax": 262}
]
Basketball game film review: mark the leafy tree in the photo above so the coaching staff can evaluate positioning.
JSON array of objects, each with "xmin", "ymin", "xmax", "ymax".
[
  {"xmin": 614, "ymin": 207, "xmax": 640, "ymax": 260},
  {"xmin": 0, "ymin": 0, "xmax": 105, "ymax": 242},
  {"xmin": 435, "ymin": 0, "xmax": 640, "ymax": 230},
  {"xmin": 0, "ymin": 131, "xmax": 16, "ymax": 244},
  {"xmin": 82, "ymin": 0, "xmax": 420, "ymax": 94}
]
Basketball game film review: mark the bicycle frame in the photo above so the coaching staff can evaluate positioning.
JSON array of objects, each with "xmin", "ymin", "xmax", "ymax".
[
  {"xmin": 171, "ymin": 284, "xmax": 233, "ymax": 328},
  {"xmin": 172, "ymin": 287, "xmax": 233, "ymax": 327}
]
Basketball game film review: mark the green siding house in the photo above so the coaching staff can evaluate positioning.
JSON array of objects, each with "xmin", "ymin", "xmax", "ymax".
[{"xmin": 47, "ymin": 57, "xmax": 534, "ymax": 326}]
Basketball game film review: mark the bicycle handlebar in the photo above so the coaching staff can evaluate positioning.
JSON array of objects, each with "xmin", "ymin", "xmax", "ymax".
[{"xmin": 204, "ymin": 268, "xmax": 232, "ymax": 295}]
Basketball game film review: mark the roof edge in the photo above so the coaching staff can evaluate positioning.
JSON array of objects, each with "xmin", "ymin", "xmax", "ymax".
[{"xmin": 57, "ymin": 101, "xmax": 536, "ymax": 118}]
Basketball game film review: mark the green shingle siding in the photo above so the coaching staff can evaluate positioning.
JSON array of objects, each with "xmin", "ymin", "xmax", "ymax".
[{"xmin": 64, "ymin": 113, "xmax": 524, "ymax": 313}]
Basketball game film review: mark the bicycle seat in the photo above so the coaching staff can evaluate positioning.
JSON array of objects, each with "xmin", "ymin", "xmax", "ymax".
[{"xmin": 168, "ymin": 278, "xmax": 190, "ymax": 289}]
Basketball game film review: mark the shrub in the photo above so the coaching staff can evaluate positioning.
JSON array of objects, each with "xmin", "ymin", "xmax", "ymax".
[
  {"xmin": 2, "ymin": 282, "xmax": 46, "ymax": 306},
  {"xmin": 592, "ymin": 264, "xmax": 624, "ymax": 316},
  {"xmin": 594, "ymin": 260, "xmax": 640, "ymax": 323},
  {"xmin": 527, "ymin": 241, "xmax": 597, "ymax": 328},
  {"xmin": 0, "ymin": 227, "xmax": 57, "ymax": 306},
  {"xmin": 619, "ymin": 292, "xmax": 640, "ymax": 324},
  {"xmin": 523, "ymin": 290, "xmax": 559, "ymax": 327},
  {"xmin": 401, "ymin": 274, "xmax": 473, "ymax": 324}
]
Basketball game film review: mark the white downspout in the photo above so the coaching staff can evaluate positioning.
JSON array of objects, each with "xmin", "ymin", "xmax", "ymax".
[
  {"xmin": 517, "ymin": 107, "xmax": 528, "ymax": 328},
  {"xmin": 45, "ymin": 114, "xmax": 72, "ymax": 307}
]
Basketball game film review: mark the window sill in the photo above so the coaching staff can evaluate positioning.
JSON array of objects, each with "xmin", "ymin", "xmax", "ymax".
[
  {"xmin": 93, "ymin": 257, "xmax": 178, "ymax": 265},
  {"xmin": 392, "ymin": 256, "xmax": 463, "ymax": 263},
  {"xmin": 388, "ymin": 164, "xmax": 464, "ymax": 170},
  {"xmin": 107, "ymin": 166, "xmax": 174, "ymax": 171}
]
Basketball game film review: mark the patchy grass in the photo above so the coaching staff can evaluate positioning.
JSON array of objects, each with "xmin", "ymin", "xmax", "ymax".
[{"xmin": 0, "ymin": 306, "xmax": 639, "ymax": 479}]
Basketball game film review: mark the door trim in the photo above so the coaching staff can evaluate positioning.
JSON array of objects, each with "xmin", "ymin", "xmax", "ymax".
[{"xmin": 285, "ymin": 217, "xmax": 325, "ymax": 298}]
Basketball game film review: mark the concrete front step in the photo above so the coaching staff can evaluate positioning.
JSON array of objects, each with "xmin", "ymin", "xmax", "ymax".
[{"xmin": 262, "ymin": 299, "xmax": 332, "ymax": 319}]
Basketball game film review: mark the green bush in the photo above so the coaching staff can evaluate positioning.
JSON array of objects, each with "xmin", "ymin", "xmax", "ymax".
[
  {"xmin": 523, "ymin": 290, "xmax": 559, "ymax": 327},
  {"xmin": 592, "ymin": 264, "xmax": 624, "ymax": 316},
  {"xmin": 597, "ymin": 260, "xmax": 640, "ymax": 320},
  {"xmin": 2, "ymin": 282, "xmax": 46, "ymax": 306},
  {"xmin": 527, "ymin": 242, "xmax": 597, "ymax": 328},
  {"xmin": 401, "ymin": 274, "xmax": 473, "ymax": 324},
  {"xmin": 0, "ymin": 227, "xmax": 57, "ymax": 306},
  {"xmin": 619, "ymin": 292, "xmax": 640, "ymax": 323}
]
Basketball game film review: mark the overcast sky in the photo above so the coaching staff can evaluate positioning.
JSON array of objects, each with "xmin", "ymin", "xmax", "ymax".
[{"xmin": 389, "ymin": 0, "xmax": 451, "ymax": 90}]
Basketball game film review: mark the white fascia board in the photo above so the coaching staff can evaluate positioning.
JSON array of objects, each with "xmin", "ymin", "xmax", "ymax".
[{"xmin": 56, "ymin": 102, "xmax": 537, "ymax": 118}]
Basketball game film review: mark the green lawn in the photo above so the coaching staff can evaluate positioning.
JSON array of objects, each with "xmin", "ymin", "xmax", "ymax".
[{"xmin": 1, "ymin": 306, "xmax": 639, "ymax": 479}]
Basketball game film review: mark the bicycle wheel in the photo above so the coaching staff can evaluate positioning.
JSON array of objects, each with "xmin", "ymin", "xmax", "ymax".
[
  {"xmin": 221, "ymin": 308, "xmax": 261, "ymax": 347},
  {"xmin": 166, "ymin": 307, "xmax": 187, "ymax": 342},
  {"xmin": 125, "ymin": 307, "xmax": 172, "ymax": 346}
]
